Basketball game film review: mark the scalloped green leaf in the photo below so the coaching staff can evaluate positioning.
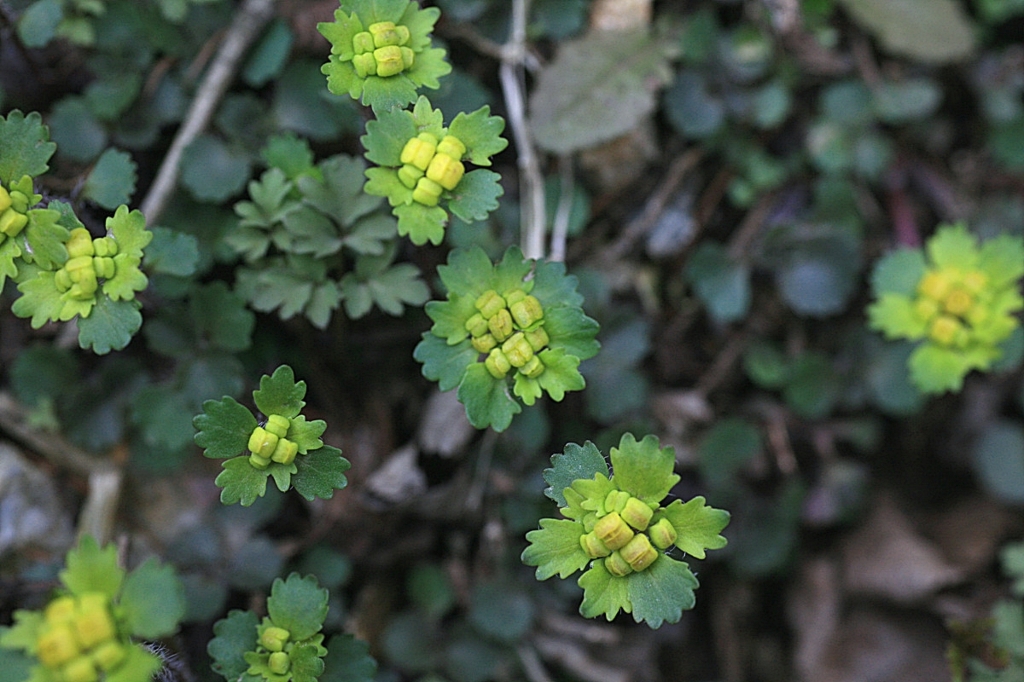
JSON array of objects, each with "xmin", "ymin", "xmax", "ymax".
[
  {"xmin": 608, "ymin": 433, "xmax": 679, "ymax": 504},
  {"xmin": 287, "ymin": 414, "xmax": 326, "ymax": 453},
  {"xmin": 290, "ymin": 641, "xmax": 328, "ymax": 682},
  {"xmin": 11, "ymin": 267, "xmax": 63, "ymax": 328},
  {"xmin": 321, "ymin": 634, "xmax": 378, "ymax": 682},
  {"xmin": 82, "ymin": 148, "xmax": 137, "ymax": 210},
  {"xmin": 908, "ymin": 343, "xmax": 975, "ymax": 394},
  {"xmin": 106, "ymin": 643, "xmax": 162, "ymax": 682},
  {"xmin": 661, "ymin": 496, "xmax": 730, "ymax": 559},
  {"xmin": 521, "ymin": 519, "xmax": 589, "ymax": 580},
  {"xmin": 364, "ymin": 167, "xmax": 412, "ymax": 208},
  {"xmin": 291, "ymin": 445, "xmax": 350, "ymax": 501},
  {"xmin": 216, "ymin": 456, "xmax": 270, "ymax": 506},
  {"xmin": 394, "ymin": 202, "xmax": 446, "ymax": 246},
  {"xmin": 536, "ymin": 347, "xmax": 584, "ymax": 401},
  {"xmin": 543, "ymin": 441, "xmax": 608, "ymax": 506},
  {"xmin": 0, "ymin": 110, "xmax": 56, "ymax": 184},
  {"xmin": 457, "ymin": 362, "xmax": 521, "ymax": 432},
  {"xmin": 60, "ymin": 535, "xmax": 124, "ymax": 598},
  {"xmin": 867, "ymin": 293, "xmax": 928, "ymax": 340},
  {"xmin": 531, "ymin": 258, "xmax": 585, "ymax": 309},
  {"xmin": 107, "ymin": 204, "xmax": 152, "ymax": 258},
  {"xmin": 267, "ymin": 573, "xmax": 329, "ymax": 641},
  {"xmin": 22, "ymin": 207, "xmax": 68, "ymax": 270},
  {"xmin": 209, "ymin": 609, "xmax": 260, "ymax": 681},
  {"xmin": 413, "ymin": 334, "xmax": 477, "ymax": 391},
  {"xmin": 543, "ymin": 307, "xmax": 601, "ymax": 361},
  {"xmin": 76, "ymin": 297, "xmax": 142, "ymax": 354},
  {"xmin": 626, "ymin": 555, "xmax": 698, "ymax": 628},
  {"xmin": 254, "ymin": 365, "xmax": 306, "ymax": 419},
  {"xmin": 194, "ymin": 396, "xmax": 258, "ymax": 459},
  {"xmin": 870, "ymin": 248, "xmax": 927, "ymax": 296},
  {"xmin": 435, "ymin": 246, "xmax": 496, "ymax": 299},
  {"xmin": 927, "ymin": 223, "xmax": 979, "ymax": 270},
  {"xmin": 0, "ymin": 238, "xmax": 20, "ymax": 289},
  {"xmin": 447, "ymin": 106, "xmax": 508, "ymax": 166},
  {"xmin": 423, "ymin": 296, "xmax": 476, "ymax": 345},
  {"xmin": 120, "ymin": 558, "xmax": 185, "ymax": 639},
  {"xmin": 361, "ymin": 107, "xmax": 417, "ymax": 167},
  {"xmin": 578, "ymin": 562, "xmax": 631, "ymax": 621},
  {"xmin": 447, "ymin": 169, "xmax": 503, "ymax": 224},
  {"xmin": 979, "ymin": 233, "xmax": 1024, "ymax": 287}
]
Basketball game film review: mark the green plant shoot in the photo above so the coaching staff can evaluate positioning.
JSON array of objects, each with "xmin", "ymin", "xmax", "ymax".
[{"xmin": 522, "ymin": 434, "xmax": 730, "ymax": 628}]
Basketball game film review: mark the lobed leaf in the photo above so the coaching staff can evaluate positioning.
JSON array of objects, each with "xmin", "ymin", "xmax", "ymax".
[
  {"xmin": 216, "ymin": 456, "xmax": 270, "ymax": 506},
  {"xmin": 457, "ymin": 362, "xmax": 521, "ymax": 432},
  {"xmin": 413, "ymin": 334, "xmax": 477, "ymax": 391},
  {"xmin": 0, "ymin": 110, "xmax": 56, "ymax": 184},
  {"xmin": 608, "ymin": 433, "xmax": 680, "ymax": 504},
  {"xmin": 926, "ymin": 223, "xmax": 979, "ymax": 270},
  {"xmin": 626, "ymin": 555, "xmax": 698, "ymax": 628},
  {"xmin": 447, "ymin": 106, "xmax": 508, "ymax": 166},
  {"xmin": 291, "ymin": 446, "xmax": 351, "ymax": 502},
  {"xmin": 394, "ymin": 203, "xmax": 446, "ymax": 246},
  {"xmin": 22, "ymin": 207, "xmax": 69, "ymax": 270},
  {"xmin": 578, "ymin": 562, "xmax": 631, "ymax": 621},
  {"xmin": 253, "ymin": 365, "xmax": 306, "ymax": 419},
  {"xmin": 208, "ymin": 610, "xmax": 260, "ymax": 681},
  {"xmin": 543, "ymin": 441, "xmax": 608, "ymax": 506},
  {"xmin": 119, "ymin": 558, "xmax": 186, "ymax": 639},
  {"xmin": 447, "ymin": 169, "xmax": 503, "ymax": 224},
  {"xmin": 536, "ymin": 347, "xmax": 585, "ymax": 401},
  {"xmin": 194, "ymin": 396, "xmax": 258, "ymax": 459},
  {"xmin": 521, "ymin": 518, "xmax": 589, "ymax": 579},
  {"xmin": 60, "ymin": 535, "xmax": 125, "ymax": 598},
  {"xmin": 76, "ymin": 297, "xmax": 142, "ymax": 354},
  {"xmin": 661, "ymin": 496, "xmax": 730, "ymax": 559},
  {"xmin": 267, "ymin": 573, "xmax": 329, "ymax": 641}
]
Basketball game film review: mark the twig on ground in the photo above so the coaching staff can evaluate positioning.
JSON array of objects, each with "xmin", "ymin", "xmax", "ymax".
[
  {"xmin": 140, "ymin": 0, "xmax": 277, "ymax": 223},
  {"xmin": 548, "ymin": 155, "xmax": 574, "ymax": 262}
]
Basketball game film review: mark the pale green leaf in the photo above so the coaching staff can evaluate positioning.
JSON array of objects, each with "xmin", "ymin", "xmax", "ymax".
[
  {"xmin": 267, "ymin": 573, "xmax": 329, "ymax": 641},
  {"xmin": 609, "ymin": 433, "xmax": 679, "ymax": 504},
  {"xmin": 413, "ymin": 334, "xmax": 476, "ymax": 391},
  {"xmin": 215, "ymin": 456, "xmax": 270, "ymax": 506},
  {"xmin": 661, "ymin": 496, "xmax": 730, "ymax": 559},
  {"xmin": 836, "ymin": 0, "xmax": 975, "ymax": 63},
  {"xmin": 536, "ymin": 347, "xmax": 585, "ymax": 402},
  {"xmin": 120, "ymin": 559, "xmax": 185, "ymax": 638},
  {"xmin": 626, "ymin": 555, "xmax": 698, "ymax": 628},
  {"xmin": 60, "ymin": 535, "xmax": 125, "ymax": 598},
  {"xmin": 578, "ymin": 562, "xmax": 631, "ymax": 621},
  {"xmin": 254, "ymin": 365, "xmax": 306, "ymax": 419},
  {"xmin": 457, "ymin": 362, "xmax": 521, "ymax": 432}
]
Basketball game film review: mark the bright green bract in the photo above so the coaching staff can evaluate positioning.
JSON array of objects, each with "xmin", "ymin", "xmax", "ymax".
[
  {"xmin": 414, "ymin": 245, "xmax": 599, "ymax": 431},
  {"xmin": 522, "ymin": 434, "xmax": 730, "ymax": 628},
  {"xmin": 867, "ymin": 223, "xmax": 1024, "ymax": 393}
]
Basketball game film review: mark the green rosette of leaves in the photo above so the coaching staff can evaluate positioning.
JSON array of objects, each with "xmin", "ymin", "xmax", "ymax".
[
  {"xmin": 318, "ymin": 0, "xmax": 451, "ymax": 111},
  {"xmin": 413, "ymin": 245, "xmax": 599, "ymax": 432},
  {"xmin": 361, "ymin": 95, "xmax": 508, "ymax": 246},
  {"xmin": 193, "ymin": 365, "xmax": 351, "ymax": 506},
  {"xmin": 0, "ymin": 535, "xmax": 185, "ymax": 682},
  {"xmin": 522, "ymin": 434, "xmax": 730, "ymax": 629},
  {"xmin": 867, "ymin": 223, "xmax": 1024, "ymax": 394},
  {"xmin": 12, "ymin": 204, "xmax": 152, "ymax": 354}
]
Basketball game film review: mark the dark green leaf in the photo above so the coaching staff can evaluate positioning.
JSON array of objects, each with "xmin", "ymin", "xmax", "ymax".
[
  {"xmin": 291, "ymin": 446, "xmax": 351, "ymax": 501},
  {"xmin": 216, "ymin": 457, "xmax": 270, "ymax": 506},
  {"xmin": 543, "ymin": 441, "xmax": 608, "ymax": 506},
  {"xmin": 253, "ymin": 365, "xmax": 306, "ymax": 418},
  {"xmin": 685, "ymin": 242, "xmax": 750, "ymax": 323},
  {"xmin": 0, "ymin": 109, "xmax": 56, "ymax": 183},
  {"xmin": 469, "ymin": 582, "xmax": 534, "ymax": 642},
  {"xmin": 458, "ymin": 362, "xmax": 521, "ymax": 432},
  {"xmin": 180, "ymin": 134, "xmax": 251, "ymax": 202},
  {"xmin": 48, "ymin": 97, "xmax": 107, "ymax": 162},
  {"xmin": 76, "ymin": 297, "xmax": 142, "ymax": 354},
  {"xmin": 626, "ymin": 555, "xmax": 698, "ymax": 628},
  {"xmin": 209, "ymin": 609, "xmax": 260, "ymax": 680},
  {"xmin": 447, "ymin": 169, "xmax": 504, "ymax": 224},
  {"xmin": 194, "ymin": 397, "xmax": 257, "ymax": 459},
  {"xmin": 145, "ymin": 227, "xmax": 200, "ymax": 277},
  {"xmin": 120, "ymin": 558, "xmax": 186, "ymax": 638},
  {"xmin": 267, "ymin": 573, "xmax": 329, "ymax": 641},
  {"xmin": 972, "ymin": 421, "xmax": 1024, "ymax": 504}
]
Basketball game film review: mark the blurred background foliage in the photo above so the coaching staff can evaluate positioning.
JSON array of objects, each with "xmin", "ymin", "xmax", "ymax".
[{"xmin": 1, "ymin": 0, "xmax": 1024, "ymax": 680}]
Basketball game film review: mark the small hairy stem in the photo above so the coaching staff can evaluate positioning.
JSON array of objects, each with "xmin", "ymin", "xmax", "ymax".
[
  {"xmin": 499, "ymin": 0, "xmax": 547, "ymax": 261},
  {"xmin": 140, "ymin": 0, "xmax": 276, "ymax": 223}
]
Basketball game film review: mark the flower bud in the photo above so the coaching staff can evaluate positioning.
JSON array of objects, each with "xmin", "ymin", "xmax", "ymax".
[
  {"xmin": 485, "ymin": 348, "xmax": 511, "ymax": 378},
  {"xmin": 269, "ymin": 652, "xmax": 290, "ymax": 675},
  {"xmin": 487, "ymin": 308, "xmax": 513, "ymax": 342},
  {"xmin": 249, "ymin": 453, "xmax": 271, "ymax": 469},
  {"xmin": 0, "ymin": 186, "xmax": 10, "ymax": 213},
  {"xmin": 604, "ymin": 551, "xmax": 633, "ymax": 577},
  {"xmin": 913, "ymin": 297, "xmax": 939, "ymax": 322},
  {"xmin": 464, "ymin": 312, "xmax": 489, "ymax": 337},
  {"xmin": 398, "ymin": 164, "xmax": 424, "ymax": 189},
  {"xmin": 579, "ymin": 531, "xmax": 611, "ymax": 558},
  {"xmin": 593, "ymin": 512, "xmax": 633, "ymax": 550},
  {"xmin": 352, "ymin": 31, "xmax": 374, "ymax": 54},
  {"xmin": 248, "ymin": 426, "xmax": 280, "ymax": 459},
  {"xmin": 62, "ymin": 656, "xmax": 98, "ymax": 682},
  {"xmin": 475, "ymin": 290, "xmax": 505, "ymax": 319},
  {"xmin": 425, "ymin": 153, "xmax": 465, "ymax": 191},
  {"xmin": 0, "ymin": 209, "xmax": 27, "ymax": 237},
  {"xmin": 918, "ymin": 271, "xmax": 952, "ymax": 301},
  {"xmin": 581, "ymin": 512, "xmax": 598, "ymax": 532},
  {"xmin": 400, "ymin": 133, "xmax": 438, "ymax": 169},
  {"xmin": 400, "ymin": 46, "xmax": 415, "ymax": 69},
  {"xmin": 37, "ymin": 624, "xmax": 80, "ymax": 667},
  {"xmin": 74, "ymin": 594, "xmax": 116, "ymax": 648},
  {"xmin": 510, "ymin": 295, "xmax": 544, "ymax": 328},
  {"xmin": 55, "ymin": 269, "xmax": 72, "ymax": 292},
  {"xmin": 271, "ymin": 438, "xmax": 298, "ymax": 466},
  {"xmin": 524, "ymin": 326, "xmax": 549, "ymax": 352},
  {"xmin": 10, "ymin": 190, "xmax": 29, "ymax": 213},
  {"xmin": 93, "ymin": 256, "xmax": 115, "ymax": 280},
  {"xmin": 943, "ymin": 288, "xmax": 973, "ymax": 316},
  {"xmin": 648, "ymin": 518, "xmax": 678, "ymax": 549},
  {"xmin": 621, "ymin": 497, "xmax": 654, "ymax": 531},
  {"xmin": 504, "ymin": 289, "xmax": 526, "ymax": 307},
  {"xmin": 373, "ymin": 45, "xmax": 405, "ymax": 77},
  {"xmin": 352, "ymin": 53, "xmax": 377, "ymax": 78},
  {"xmin": 604, "ymin": 490, "xmax": 630, "ymax": 515},
  {"xmin": 962, "ymin": 270, "xmax": 988, "ymax": 295},
  {"xmin": 395, "ymin": 25, "xmax": 411, "ymax": 45},
  {"xmin": 265, "ymin": 414, "xmax": 290, "ymax": 438},
  {"xmin": 260, "ymin": 626, "xmax": 291, "ymax": 652},
  {"xmin": 471, "ymin": 333, "xmax": 497, "ymax": 353},
  {"xmin": 928, "ymin": 315, "xmax": 962, "ymax": 346},
  {"xmin": 66, "ymin": 228, "xmax": 95, "ymax": 258},
  {"xmin": 436, "ymin": 135, "xmax": 466, "ymax": 160},
  {"xmin": 501, "ymin": 332, "xmax": 533, "ymax": 367},
  {"xmin": 369, "ymin": 21, "xmax": 400, "ymax": 47},
  {"xmin": 92, "ymin": 237, "xmax": 117, "ymax": 258},
  {"xmin": 620, "ymin": 533, "xmax": 657, "ymax": 571},
  {"xmin": 45, "ymin": 597, "xmax": 77, "ymax": 625},
  {"xmin": 412, "ymin": 177, "xmax": 443, "ymax": 206},
  {"xmin": 519, "ymin": 355, "xmax": 544, "ymax": 378},
  {"xmin": 91, "ymin": 641, "xmax": 126, "ymax": 671}
]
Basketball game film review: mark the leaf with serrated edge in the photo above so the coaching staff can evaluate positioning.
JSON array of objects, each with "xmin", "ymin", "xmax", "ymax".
[
  {"xmin": 578, "ymin": 562, "xmax": 631, "ymax": 621},
  {"xmin": 0, "ymin": 238, "xmax": 20, "ymax": 289},
  {"xmin": 447, "ymin": 169, "xmax": 503, "ymax": 224},
  {"xmin": 435, "ymin": 246, "xmax": 495, "ymax": 300},
  {"xmin": 269, "ymin": 461, "xmax": 297, "ymax": 493},
  {"xmin": 105, "ymin": 643, "xmax": 162, "ymax": 682},
  {"xmin": 60, "ymin": 535, "xmax": 125, "ymax": 598},
  {"xmin": 543, "ymin": 441, "xmax": 608, "ymax": 506},
  {"xmin": 12, "ymin": 267, "xmax": 63, "ymax": 328},
  {"xmin": 514, "ymin": 373, "xmax": 543, "ymax": 405},
  {"xmin": 287, "ymin": 414, "xmax": 326, "ymax": 453},
  {"xmin": 979, "ymin": 233, "xmax": 1024, "ymax": 287},
  {"xmin": 609, "ymin": 433, "xmax": 679, "ymax": 504},
  {"xmin": 423, "ymin": 294, "xmax": 476, "ymax": 345},
  {"xmin": 361, "ymin": 107, "xmax": 417, "ymax": 167},
  {"xmin": 209, "ymin": 610, "xmax": 259, "ymax": 681},
  {"xmin": 413, "ymin": 334, "xmax": 477, "ymax": 391},
  {"xmin": 908, "ymin": 343, "xmax": 974, "ymax": 394},
  {"xmin": 194, "ymin": 393, "xmax": 260, "ymax": 456},
  {"xmin": 661, "ymin": 496, "xmax": 730, "ymax": 559},
  {"xmin": 82, "ymin": 148, "xmax": 137, "ymax": 210},
  {"xmin": 0, "ymin": 110, "xmax": 56, "ymax": 183},
  {"xmin": 292, "ymin": 446, "xmax": 350, "ymax": 501},
  {"xmin": 76, "ymin": 297, "xmax": 142, "ymax": 354},
  {"xmin": 491, "ymin": 245, "xmax": 534, "ymax": 295},
  {"xmin": 103, "ymin": 254, "xmax": 148, "ymax": 301},
  {"xmin": 536, "ymin": 348, "xmax": 585, "ymax": 402},
  {"xmin": 457, "ymin": 362, "xmax": 521, "ymax": 431},
  {"xmin": 120, "ymin": 559, "xmax": 185, "ymax": 639},
  {"xmin": 22, "ymin": 207, "xmax": 68, "ymax": 269},
  {"xmin": 867, "ymin": 293, "xmax": 928, "ymax": 340},
  {"xmin": 626, "ymin": 555, "xmax": 698, "ymax": 628},
  {"xmin": 0, "ymin": 609, "xmax": 43, "ymax": 651},
  {"xmin": 531, "ymin": 258, "xmax": 585, "ymax": 309},
  {"xmin": 870, "ymin": 248, "xmax": 926, "ymax": 297},
  {"xmin": 290, "ymin": 641, "xmax": 328, "ymax": 682},
  {"xmin": 447, "ymin": 106, "xmax": 508, "ymax": 166},
  {"xmin": 521, "ymin": 518, "xmax": 589, "ymax": 579},
  {"xmin": 321, "ymin": 633, "xmax": 378, "ymax": 682},
  {"xmin": 107, "ymin": 204, "xmax": 152, "ymax": 258},
  {"xmin": 254, "ymin": 365, "xmax": 306, "ymax": 419},
  {"xmin": 394, "ymin": 203, "xmax": 446, "ymax": 246},
  {"xmin": 267, "ymin": 573, "xmax": 329, "ymax": 641},
  {"xmin": 216, "ymin": 456, "xmax": 270, "ymax": 506},
  {"xmin": 364, "ymin": 167, "xmax": 412, "ymax": 208},
  {"xmin": 543, "ymin": 306, "xmax": 601, "ymax": 361}
]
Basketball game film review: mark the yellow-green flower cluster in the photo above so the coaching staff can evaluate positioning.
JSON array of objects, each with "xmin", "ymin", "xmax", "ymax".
[
  {"xmin": 913, "ymin": 267, "xmax": 994, "ymax": 348},
  {"xmin": 258, "ymin": 625, "xmax": 293, "ymax": 675},
  {"xmin": 0, "ymin": 176, "xmax": 36, "ymax": 237},
  {"xmin": 53, "ymin": 228, "xmax": 119, "ymax": 302},
  {"xmin": 397, "ymin": 132, "xmax": 466, "ymax": 207},
  {"xmin": 34, "ymin": 593, "xmax": 126, "ymax": 682},
  {"xmin": 465, "ymin": 288, "xmax": 550, "ymax": 381},
  {"xmin": 577, "ymin": 489, "xmax": 678, "ymax": 577},
  {"xmin": 351, "ymin": 21, "xmax": 414, "ymax": 78},
  {"xmin": 247, "ymin": 414, "xmax": 299, "ymax": 469}
]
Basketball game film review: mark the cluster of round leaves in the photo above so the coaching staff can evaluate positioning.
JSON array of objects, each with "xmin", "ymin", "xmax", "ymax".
[
  {"xmin": 362, "ymin": 96, "xmax": 508, "ymax": 246},
  {"xmin": 208, "ymin": 574, "xmax": 376, "ymax": 682},
  {"xmin": 414, "ymin": 246, "xmax": 600, "ymax": 432},
  {"xmin": 522, "ymin": 434, "xmax": 730, "ymax": 628},
  {"xmin": 318, "ymin": 0, "xmax": 450, "ymax": 111},
  {"xmin": 0, "ymin": 536, "xmax": 185, "ymax": 682},
  {"xmin": 868, "ymin": 223, "xmax": 1024, "ymax": 393},
  {"xmin": 193, "ymin": 365, "xmax": 351, "ymax": 506}
]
